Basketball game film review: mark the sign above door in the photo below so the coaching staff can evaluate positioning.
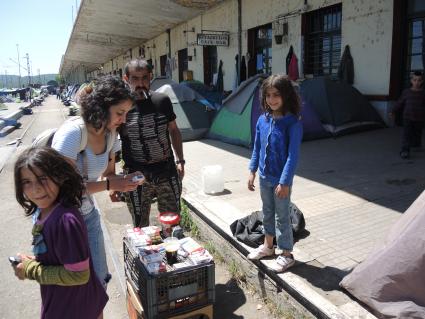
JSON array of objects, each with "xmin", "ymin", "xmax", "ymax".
[{"xmin": 197, "ymin": 33, "xmax": 229, "ymax": 46}]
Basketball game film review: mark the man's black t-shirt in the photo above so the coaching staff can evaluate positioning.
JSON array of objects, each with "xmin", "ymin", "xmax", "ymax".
[{"xmin": 120, "ymin": 92, "xmax": 176, "ymax": 171}]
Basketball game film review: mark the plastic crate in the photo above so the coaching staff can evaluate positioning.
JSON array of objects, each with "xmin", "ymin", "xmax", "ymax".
[
  {"xmin": 126, "ymin": 280, "xmax": 213, "ymax": 319},
  {"xmin": 123, "ymin": 238, "xmax": 215, "ymax": 319}
]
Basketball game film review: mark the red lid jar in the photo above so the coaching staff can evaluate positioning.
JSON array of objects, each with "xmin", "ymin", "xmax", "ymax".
[{"xmin": 158, "ymin": 212, "xmax": 180, "ymax": 237}]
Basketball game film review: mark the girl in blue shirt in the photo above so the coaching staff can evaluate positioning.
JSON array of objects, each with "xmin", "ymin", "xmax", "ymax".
[{"xmin": 247, "ymin": 74, "xmax": 303, "ymax": 272}]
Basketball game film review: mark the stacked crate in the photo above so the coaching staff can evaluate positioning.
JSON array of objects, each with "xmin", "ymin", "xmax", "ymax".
[{"xmin": 124, "ymin": 238, "xmax": 215, "ymax": 319}]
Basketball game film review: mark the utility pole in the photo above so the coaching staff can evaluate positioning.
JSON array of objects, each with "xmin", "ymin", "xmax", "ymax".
[
  {"xmin": 38, "ymin": 69, "xmax": 41, "ymax": 85},
  {"xmin": 16, "ymin": 44, "xmax": 22, "ymax": 88},
  {"xmin": 25, "ymin": 53, "xmax": 31, "ymax": 101}
]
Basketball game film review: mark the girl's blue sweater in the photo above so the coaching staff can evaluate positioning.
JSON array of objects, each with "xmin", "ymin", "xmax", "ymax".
[{"xmin": 249, "ymin": 113, "xmax": 303, "ymax": 186}]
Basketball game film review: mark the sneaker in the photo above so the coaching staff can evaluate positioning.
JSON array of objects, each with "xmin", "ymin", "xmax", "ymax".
[
  {"xmin": 247, "ymin": 245, "xmax": 274, "ymax": 260},
  {"xmin": 268, "ymin": 254, "xmax": 295, "ymax": 273}
]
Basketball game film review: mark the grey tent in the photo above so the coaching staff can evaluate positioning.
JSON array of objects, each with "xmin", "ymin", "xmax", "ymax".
[
  {"xmin": 150, "ymin": 76, "xmax": 177, "ymax": 91},
  {"xmin": 300, "ymin": 77, "xmax": 384, "ymax": 136},
  {"xmin": 223, "ymin": 74, "xmax": 267, "ymax": 114},
  {"xmin": 340, "ymin": 191, "xmax": 425, "ymax": 319},
  {"xmin": 155, "ymin": 83, "xmax": 214, "ymax": 141}
]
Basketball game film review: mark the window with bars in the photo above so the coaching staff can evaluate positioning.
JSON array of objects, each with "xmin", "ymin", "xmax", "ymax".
[
  {"xmin": 255, "ymin": 26, "xmax": 273, "ymax": 75},
  {"xmin": 405, "ymin": 0, "xmax": 425, "ymax": 87},
  {"xmin": 304, "ymin": 4, "xmax": 342, "ymax": 77}
]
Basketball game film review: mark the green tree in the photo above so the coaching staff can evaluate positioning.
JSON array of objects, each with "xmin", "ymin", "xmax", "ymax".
[{"xmin": 55, "ymin": 74, "xmax": 64, "ymax": 84}]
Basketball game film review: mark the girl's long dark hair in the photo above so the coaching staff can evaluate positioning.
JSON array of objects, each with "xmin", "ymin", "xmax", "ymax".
[
  {"xmin": 260, "ymin": 74, "xmax": 301, "ymax": 116},
  {"xmin": 14, "ymin": 147, "xmax": 84, "ymax": 216}
]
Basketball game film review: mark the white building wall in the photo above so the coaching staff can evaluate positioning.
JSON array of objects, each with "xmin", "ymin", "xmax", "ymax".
[
  {"xmin": 170, "ymin": 23, "xmax": 190, "ymax": 82},
  {"xmin": 197, "ymin": 1, "xmax": 239, "ymax": 90},
  {"xmin": 100, "ymin": 0, "xmax": 394, "ymax": 96},
  {"xmin": 341, "ymin": 0, "xmax": 393, "ymax": 95}
]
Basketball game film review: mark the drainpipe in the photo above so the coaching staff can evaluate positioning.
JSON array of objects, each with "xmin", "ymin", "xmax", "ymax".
[
  {"xmin": 238, "ymin": 0, "xmax": 242, "ymax": 82},
  {"xmin": 167, "ymin": 29, "xmax": 171, "ymax": 58}
]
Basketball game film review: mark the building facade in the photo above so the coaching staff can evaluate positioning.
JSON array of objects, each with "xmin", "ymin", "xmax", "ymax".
[{"xmin": 62, "ymin": 0, "xmax": 422, "ymax": 123}]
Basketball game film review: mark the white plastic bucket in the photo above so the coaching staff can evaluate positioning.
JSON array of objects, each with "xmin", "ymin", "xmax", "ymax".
[{"xmin": 202, "ymin": 165, "xmax": 224, "ymax": 194}]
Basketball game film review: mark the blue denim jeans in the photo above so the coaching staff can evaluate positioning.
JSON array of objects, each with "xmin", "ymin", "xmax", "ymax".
[
  {"xmin": 82, "ymin": 207, "xmax": 109, "ymax": 288},
  {"xmin": 260, "ymin": 178, "xmax": 293, "ymax": 251}
]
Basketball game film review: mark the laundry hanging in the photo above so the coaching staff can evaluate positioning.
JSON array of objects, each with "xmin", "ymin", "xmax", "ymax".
[
  {"xmin": 286, "ymin": 45, "xmax": 294, "ymax": 75},
  {"xmin": 216, "ymin": 60, "xmax": 224, "ymax": 93},
  {"xmin": 240, "ymin": 56, "xmax": 247, "ymax": 83},
  {"xmin": 337, "ymin": 45, "xmax": 354, "ymax": 85},
  {"xmin": 288, "ymin": 53, "xmax": 299, "ymax": 81}
]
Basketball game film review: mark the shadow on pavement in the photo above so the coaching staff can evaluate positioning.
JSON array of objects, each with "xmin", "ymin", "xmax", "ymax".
[
  {"xmin": 213, "ymin": 279, "xmax": 246, "ymax": 319},
  {"xmin": 200, "ymin": 128, "xmax": 425, "ymax": 213},
  {"xmin": 290, "ymin": 262, "xmax": 350, "ymax": 292}
]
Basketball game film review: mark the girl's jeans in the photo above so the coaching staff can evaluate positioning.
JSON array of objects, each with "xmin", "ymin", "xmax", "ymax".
[
  {"xmin": 260, "ymin": 178, "xmax": 293, "ymax": 252},
  {"xmin": 83, "ymin": 207, "xmax": 110, "ymax": 288}
]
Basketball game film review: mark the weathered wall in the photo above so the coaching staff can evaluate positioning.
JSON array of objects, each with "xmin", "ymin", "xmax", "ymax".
[
  {"xmin": 341, "ymin": 0, "xmax": 393, "ymax": 95},
  {"xmin": 100, "ymin": 0, "xmax": 394, "ymax": 96},
  {"xmin": 66, "ymin": 65, "xmax": 87, "ymax": 84}
]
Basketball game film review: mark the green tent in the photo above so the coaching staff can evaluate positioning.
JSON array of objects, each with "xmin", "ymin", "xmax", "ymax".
[
  {"xmin": 208, "ymin": 74, "xmax": 266, "ymax": 148},
  {"xmin": 209, "ymin": 94, "xmax": 254, "ymax": 147}
]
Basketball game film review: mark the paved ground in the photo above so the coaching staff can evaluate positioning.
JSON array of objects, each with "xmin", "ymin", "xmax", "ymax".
[
  {"xmin": 0, "ymin": 96, "xmax": 277, "ymax": 319},
  {"xmin": 2, "ymin": 96, "xmax": 424, "ymax": 318},
  {"xmin": 182, "ymin": 128, "xmax": 425, "ymax": 317}
]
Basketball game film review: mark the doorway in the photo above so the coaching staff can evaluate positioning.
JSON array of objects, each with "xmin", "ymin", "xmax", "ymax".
[
  {"xmin": 178, "ymin": 48, "xmax": 188, "ymax": 82},
  {"xmin": 203, "ymin": 46, "xmax": 218, "ymax": 86},
  {"xmin": 247, "ymin": 23, "xmax": 272, "ymax": 77},
  {"xmin": 160, "ymin": 54, "xmax": 167, "ymax": 76}
]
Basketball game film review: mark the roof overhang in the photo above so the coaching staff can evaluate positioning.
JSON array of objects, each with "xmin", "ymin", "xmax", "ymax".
[{"xmin": 60, "ymin": 0, "xmax": 225, "ymax": 75}]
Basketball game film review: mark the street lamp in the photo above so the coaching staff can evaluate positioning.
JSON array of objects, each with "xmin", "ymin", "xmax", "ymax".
[{"xmin": 16, "ymin": 44, "xmax": 21, "ymax": 88}]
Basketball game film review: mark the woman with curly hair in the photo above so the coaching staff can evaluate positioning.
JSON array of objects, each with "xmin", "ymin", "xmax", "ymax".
[{"xmin": 51, "ymin": 75, "xmax": 144, "ymax": 291}]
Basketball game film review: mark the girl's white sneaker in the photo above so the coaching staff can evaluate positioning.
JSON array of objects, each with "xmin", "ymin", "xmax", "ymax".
[
  {"xmin": 247, "ymin": 245, "xmax": 274, "ymax": 260},
  {"xmin": 268, "ymin": 254, "xmax": 295, "ymax": 273}
]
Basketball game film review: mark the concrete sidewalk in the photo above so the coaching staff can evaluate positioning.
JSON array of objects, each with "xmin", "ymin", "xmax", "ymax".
[{"xmin": 181, "ymin": 127, "xmax": 425, "ymax": 318}]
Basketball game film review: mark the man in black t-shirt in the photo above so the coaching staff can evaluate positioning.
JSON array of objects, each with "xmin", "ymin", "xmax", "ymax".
[{"xmin": 119, "ymin": 59, "xmax": 185, "ymax": 227}]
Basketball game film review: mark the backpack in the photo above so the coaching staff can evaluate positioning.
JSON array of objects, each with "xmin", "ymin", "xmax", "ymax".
[{"xmin": 32, "ymin": 117, "xmax": 116, "ymax": 155}]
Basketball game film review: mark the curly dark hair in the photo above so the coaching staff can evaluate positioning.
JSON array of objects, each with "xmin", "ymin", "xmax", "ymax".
[
  {"xmin": 260, "ymin": 74, "xmax": 301, "ymax": 116},
  {"xmin": 79, "ymin": 75, "xmax": 135, "ymax": 130},
  {"xmin": 14, "ymin": 147, "xmax": 84, "ymax": 216}
]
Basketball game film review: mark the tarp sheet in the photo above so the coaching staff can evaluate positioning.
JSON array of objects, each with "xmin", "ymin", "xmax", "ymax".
[{"xmin": 340, "ymin": 191, "xmax": 425, "ymax": 319}]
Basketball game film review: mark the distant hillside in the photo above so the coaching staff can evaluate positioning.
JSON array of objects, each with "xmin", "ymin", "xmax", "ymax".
[{"xmin": 0, "ymin": 74, "xmax": 58, "ymax": 88}]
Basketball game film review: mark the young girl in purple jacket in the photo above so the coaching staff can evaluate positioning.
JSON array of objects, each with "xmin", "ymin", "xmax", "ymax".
[
  {"xmin": 247, "ymin": 74, "xmax": 303, "ymax": 273},
  {"xmin": 12, "ymin": 147, "xmax": 108, "ymax": 319}
]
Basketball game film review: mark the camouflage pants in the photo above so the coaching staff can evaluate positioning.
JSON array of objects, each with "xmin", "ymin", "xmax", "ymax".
[{"xmin": 124, "ymin": 170, "xmax": 181, "ymax": 228}]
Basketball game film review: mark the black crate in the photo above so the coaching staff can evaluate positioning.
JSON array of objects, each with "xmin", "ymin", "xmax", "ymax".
[{"xmin": 123, "ymin": 238, "xmax": 215, "ymax": 319}]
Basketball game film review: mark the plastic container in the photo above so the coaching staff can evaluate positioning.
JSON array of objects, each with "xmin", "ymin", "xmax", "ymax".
[
  {"xmin": 123, "ymin": 239, "xmax": 215, "ymax": 319},
  {"xmin": 201, "ymin": 165, "xmax": 224, "ymax": 194},
  {"xmin": 158, "ymin": 212, "xmax": 180, "ymax": 237},
  {"xmin": 163, "ymin": 237, "xmax": 180, "ymax": 265}
]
